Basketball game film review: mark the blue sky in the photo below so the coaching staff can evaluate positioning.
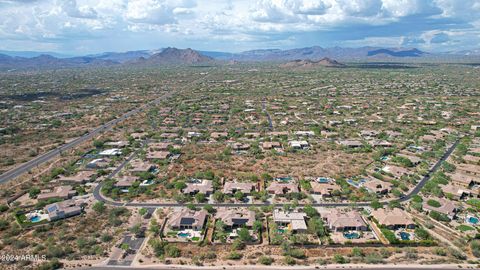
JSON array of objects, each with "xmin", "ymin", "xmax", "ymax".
[{"xmin": 0, "ymin": 0, "xmax": 479, "ymax": 55}]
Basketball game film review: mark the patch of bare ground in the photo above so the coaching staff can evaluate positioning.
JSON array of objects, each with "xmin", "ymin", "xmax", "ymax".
[{"xmin": 179, "ymin": 144, "xmax": 371, "ymax": 179}]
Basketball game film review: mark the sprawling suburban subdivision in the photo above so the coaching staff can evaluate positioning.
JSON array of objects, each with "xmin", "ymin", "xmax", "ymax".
[
  {"xmin": 1, "ymin": 57, "xmax": 480, "ymax": 270},
  {"xmin": 1, "ymin": 1, "xmax": 480, "ymax": 270}
]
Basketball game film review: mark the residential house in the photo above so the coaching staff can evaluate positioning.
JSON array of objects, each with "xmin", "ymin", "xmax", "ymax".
[
  {"xmin": 422, "ymin": 198, "xmax": 460, "ymax": 220},
  {"xmin": 441, "ymin": 184, "xmax": 470, "ymax": 200},
  {"xmin": 99, "ymin": 148, "xmax": 122, "ymax": 156},
  {"xmin": 382, "ymin": 165, "xmax": 413, "ymax": 179},
  {"xmin": 288, "ymin": 140, "xmax": 309, "ymax": 150},
  {"xmin": 183, "ymin": 180, "xmax": 214, "ymax": 195},
  {"xmin": 456, "ymin": 163, "xmax": 480, "ymax": 177},
  {"xmin": 464, "ymin": 155, "xmax": 480, "ymax": 165},
  {"xmin": 223, "ymin": 182, "xmax": 256, "ymax": 195},
  {"xmin": 114, "ymin": 176, "xmax": 138, "ymax": 188},
  {"xmin": 104, "ymin": 141, "xmax": 129, "ymax": 148},
  {"xmin": 266, "ymin": 182, "xmax": 299, "ymax": 195},
  {"xmin": 129, "ymin": 159, "xmax": 155, "ymax": 174},
  {"xmin": 167, "ymin": 208, "xmax": 208, "ymax": 230},
  {"xmin": 371, "ymin": 208, "xmax": 415, "ymax": 230},
  {"xmin": 310, "ymin": 182, "xmax": 341, "ymax": 198},
  {"xmin": 397, "ymin": 153, "xmax": 422, "ymax": 166},
  {"xmin": 261, "ymin": 141, "xmax": 282, "ymax": 151},
  {"xmin": 320, "ymin": 130, "xmax": 339, "ymax": 138},
  {"xmin": 187, "ymin": 131, "xmax": 202, "ymax": 138},
  {"xmin": 369, "ymin": 140, "xmax": 393, "ymax": 148},
  {"xmin": 231, "ymin": 142, "xmax": 251, "ymax": 151},
  {"xmin": 273, "ymin": 209, "xmax": 308, "ymax": 233},
  {"xmin": 210, "ymin": 132, "xmax": 228, "ymax": 140},
  {"xmin": 266, "ymin": 131, "xmax": 289, "ymax": 137},
  {"xmin": 45, "ymin": 199, "xmax": 83, "ymax": 221},
  {"xmin": 37, "ymin": 185, "xmax": 76, "ymax": 201},
  {"xmin": 215, "ymin": 208, "xmax": 256, "ymax": 229},
  {"xmin": 149, "ymin": 142, "xmax": 171, "ymax": 151},
  {"xmin": 337, "ymin": 140, "xmax": 363, "ymax": 148},
  {"xmin": 86, "ymin": 158, "xmax": 110, "ymax": 169},
  {"xmin": 294, "ymin": 131, "xmax": 315, "ymax": 137},
  {"xmin": 146, "ymin": 151, "xmax": 170, "ymax": 161},
  {"xmin": 363, "ymin": 179, "xmax": 393, "ymax": 194},
  {"xmin": 448, "ymin": 172, "xmax": 479, "ymax": 188},
  {"xmin": 58, "ymin": 171, "xmax": 95, "ymax": 185},
  {"xmin": 160, "ymin": 133, "xmax": 179, "ymax": 139},
  {"xmin": 360, "ymin": 130, "xmax": 380, "ymax": 138},
  {"xmin": 321, "ymin": 209, "xmax": 368, "ymax": 232},
  {"xmin": 244, "ymin": 132, "xmax": 261, "ymax": 139}
]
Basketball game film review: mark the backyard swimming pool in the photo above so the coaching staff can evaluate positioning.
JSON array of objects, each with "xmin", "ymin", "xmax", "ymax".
[
  {"xmin": 275, "ymin": 176, "xmax": 292, "ymax": 182},
  {"xmin": 343, "ymin": 232, "xmax": 360, "ymax": 239},
  {"xmin": 316, "ymin": 177, "xmax": 330, "ymax": 183},
  {"xmin": 347, "ymin": 179, "xmax": 367, "ymax": 188},
  {"xmin": 467, "ymin": 216, "xmax": 479, "ymax": 225},
  {"xmin": 30, "ymin": 216, "xmax": 41, "ymax": 223},
  {"xmin": 177, "ymin": 232, "xmax": 191, "ymax": 238},
  {"xmin": 399, "ymin": 231, "xmax": 410, "ymax": 240}
]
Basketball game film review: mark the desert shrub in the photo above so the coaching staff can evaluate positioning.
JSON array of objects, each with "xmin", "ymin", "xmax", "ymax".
[
  {"xmin": 226, "ymin": 251, "xmax": 242, "ymax": 260},
  {"xmin": 284, "ymin": 256, "xmax": 296, "ymax": 265},
  {"xmin": 333, "ymin": 254, "xmax": 347, "ymax": 264},
  {"xmin": 258, "ymin": 256, "xmax": 274, "ymax": 265},
  {"xmin": 429, "ymin": 211, "xmax": 450, "ymax": 222},
  {"xmin": 471, "ymin": 240, "xmax": 480, "ymax": 258},
  {"xmin": 449, "ymin": 247, "xmax": 466, "ymax": 260}
]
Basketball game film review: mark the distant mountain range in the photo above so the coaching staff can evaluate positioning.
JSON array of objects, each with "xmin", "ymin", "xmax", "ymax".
[
  {"xmin": 1, "ymin": 46, "xmax": 479, "ymax": 71},
  {"xmin": 280, "ymin": 58, "xmax": 345, "ymax": 68}
]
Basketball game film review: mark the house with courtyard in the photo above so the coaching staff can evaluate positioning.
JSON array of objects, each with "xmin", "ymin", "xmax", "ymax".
[
  {"xmin": 223, "ymin": 182, "xmax": 256, "ymax": 195},
  {"xmin": 45, "ymin": 199, "xmax": 83, "ymax": 222},
  {"xmin": 37, "ymin": 185, "xmax": 76, "ymax": 201},
  {"xmin": 423, "ymin": 197, "xmax": 460, "ymax": 220},
  {"xmin": 183, "ymin": 180, "xmax": 213, "ymax": 195},
  {"xmin": 310, "ymin": 181, "xmax": 341, "ymax": 198},
  {"xmin": 321, "ymin": 209, "xmax": 368, "ymax": 232},
  {"xmin": 363, "ymin": 179, "xmax": 393, "ymax": 194},
  {"xmin": 371, "ymin": 208, "xmax": 415, "ymax": 230},
  {"xmin": 266, "ymin": 182, "xmax": 299, "ymax": 196},
  {"xmin": 272, "ymin": 209, "xmax": 308, "ymax": 233},
  {"xmin": 215, "ymin": 208, "xmax": 256, "ymax": 229},
  {"xmin": 167, "ymin": 208, "xmax": 208, "ymax": 230},
  {"xmin": 58, "ymin": 170, "xmax": 95, "ymax": 185}
]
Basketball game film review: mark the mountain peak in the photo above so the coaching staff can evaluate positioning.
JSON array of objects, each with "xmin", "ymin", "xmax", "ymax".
[{"xmin": 144, "ymin": 47, "xmax": 213, "ymax": 65}]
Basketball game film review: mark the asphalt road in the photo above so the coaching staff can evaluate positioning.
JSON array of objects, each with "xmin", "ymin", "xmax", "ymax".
[{"xmin": 93, "ymin": 139, "xmax": 460, "ymax": 209}]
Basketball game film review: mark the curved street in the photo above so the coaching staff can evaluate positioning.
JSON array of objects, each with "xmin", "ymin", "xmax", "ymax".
[{"xmin": 93, "ymin": 139, "xmax": 460, "ymax": 209}]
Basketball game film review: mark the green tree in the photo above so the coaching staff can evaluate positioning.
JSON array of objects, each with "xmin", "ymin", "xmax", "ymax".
[
  {"xmin": 238, "ymin": 227, "xmax": 252, "ymax": 242},
  {"xmin": 370, "ymin": 199, "xmax": 382, "ymax": 210},
  {"xmin": 92, "ymin": 202, "xmax": 106, "ymax": 214}
]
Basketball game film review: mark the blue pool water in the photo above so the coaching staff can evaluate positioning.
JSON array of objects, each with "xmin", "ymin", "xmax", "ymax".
[
  {"xmin": 276, "ymin": 177, "xmax": 292, "ymax": 182},
  {"xmin": 343, "ymin": 232, "xmax": 360, "ymax": 239},
  {"xmin": 380, "ymin": 156, "xmax": 389, "ymax": 161},
  {"xmin": 177, "ymin": 232, "xmax": 190, "ymax": 238},
  {"xmin": 468, "ymin": 216, "xmax": 479, "ymax": 225},
  {"xmin": 399, "ymin": 232, "xmax": 410, "ymax": 240},
  {"xmin": 30, "ymin": 216, "xmax": 41, "ymax": 223},
  {"xmin": 317, "ymin": 177, "xmax": 330, "ymax": 183},
  {"xmin": 347, "ymin": 179, "xmax": 367, "ymax": 188}
]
